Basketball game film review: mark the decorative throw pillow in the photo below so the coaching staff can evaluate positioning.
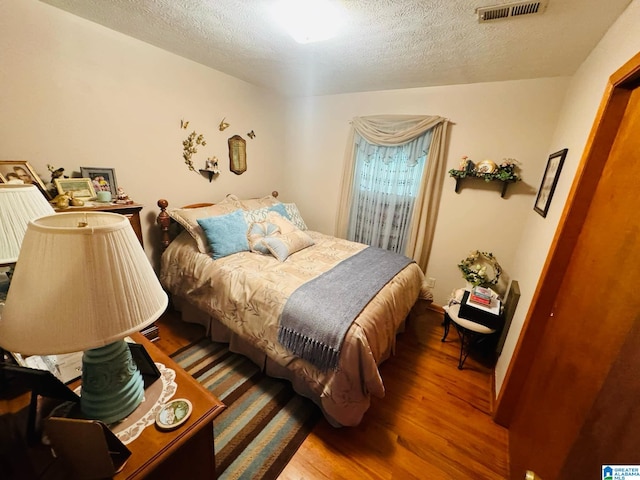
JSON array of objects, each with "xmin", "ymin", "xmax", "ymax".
[
  {"xmin": 283, "ymin": 203, "xmax": 308, "ymax": 230},
  {"xmin": 247, "ymin": 221, "xmax": 281, "ymax": 254},
  {"xmin": 264, "ymin": 210, "xmax": 297, "ymax": 234},
  {"xmin": 169, "ymin": 204, "xmax": 241, "ymax": 253},
  {"xmin": 243, "ymin": 203, "xmax": 291, "ymax": 224},
  {"xmin": 262, "ymin": 229, "xmax": 315, "ymax": 262},
  {"xmin": 197, "ymin": 210, "xmax": 249, "ymax": 260},
  {"xmin": 240, "ymin": 195, "xmax": 281, "ymax": 210}
]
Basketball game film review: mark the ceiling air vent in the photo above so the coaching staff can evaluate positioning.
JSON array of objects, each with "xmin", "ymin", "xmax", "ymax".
[{"xmin": 477, "ymin": 0, "xmax": 548, "ymax": 23}]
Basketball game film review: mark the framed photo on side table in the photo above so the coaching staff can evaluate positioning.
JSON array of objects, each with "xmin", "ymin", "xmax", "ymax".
[
  {"xmin": 534, "ymin": 148, "xmax": 568, "ymax": 218},
  {"xmin": 54, "ymin": 177, "xmax": 97, "ymax": 200},
  {"xmin": 80, "ymin": 167, "xmax": 118, "ymax": 197},
  {"xmin": 0, "ymin": 160, "xmax": 51, "ymax": 199}
]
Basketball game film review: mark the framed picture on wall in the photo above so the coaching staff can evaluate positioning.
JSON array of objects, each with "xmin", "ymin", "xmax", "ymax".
[
  {"xmin": 534, "ymin": 148, "xmax": 568, "ymax": 218},
  {"xmin": 0, "ymin": 160, "xmax": 51, "ymax": 199},
  {"xmin": 80, "ymin": 167, "xmax": 118, "ymax": 197}
]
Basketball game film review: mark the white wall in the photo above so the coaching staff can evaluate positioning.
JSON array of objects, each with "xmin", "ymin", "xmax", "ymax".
[
  {"xmin": 284, "ymin": 78, "xmax": 570, "ymax": 306},
  {"xmin": 495, "ymin": 0, "xmax": 640, "ymax": 393},
  {"xmin": 0, "ymin": 0, "xmax": 287, "ymax": 266}
]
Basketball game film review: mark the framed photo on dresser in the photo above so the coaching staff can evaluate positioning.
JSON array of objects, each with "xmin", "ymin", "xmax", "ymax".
[
  {"xmin": 0, "ymin": 160, "xmax": 51, "ymax": 198},
  {"xmin": 54, "ymin": 177, "xmax": 96, "ymax": 200},
  {"xmin": 80, "ymin": 167, "xmax": 119, "ymax": 197}
]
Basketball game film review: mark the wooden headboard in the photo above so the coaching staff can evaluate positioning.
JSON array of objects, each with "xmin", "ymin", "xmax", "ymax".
[{"xmin": 156, "ymin": 191, "xmax": 279, "ymax": 253}]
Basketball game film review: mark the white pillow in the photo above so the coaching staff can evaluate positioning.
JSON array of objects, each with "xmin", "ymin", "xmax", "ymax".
[
  {"xmin": 169, "ymin": 203, "xmax": 241, "ymax": 253},
  {"xmin": 264, "ymin": 211, "xmax": 298, "ymax": 234},
  {"xmin": 263, "ymin": 230, "xmax": 315, "ymax": 262},
  {"xmin": 240, "ymin": 195, "xmax": 281, "ymax": 210},
  {"xmin": 217, "ymin": 194, "xmax": 244, "ymax": 209}
]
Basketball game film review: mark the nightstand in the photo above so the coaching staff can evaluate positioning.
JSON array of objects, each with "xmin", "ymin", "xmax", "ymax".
[
  {"xmin": 442, "ymin": 289, "xmax": 502, "ymax": 369},
  {"xmin": 55, "ymin": 203, "xmax": 144, "ymax": 247},
  {"xmin": 114, "ymin": 333, "xmax": 226, "ymax": 479},
  {"xmin": 0, "ymin": 334, "xmax": 226, "ymax": 480}
]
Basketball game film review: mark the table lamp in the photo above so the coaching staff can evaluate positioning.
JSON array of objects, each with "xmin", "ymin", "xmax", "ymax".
[
  {"xmin": 0, "ymin": 184, "xmax": 55, "ymax": 367},
  {"xmin": 0, "ymin": 212, "xmax": 168, "ymax": 424},
  {"xmin": 0, "ymin": 184, "xmax": 55, "ymax": 267}
]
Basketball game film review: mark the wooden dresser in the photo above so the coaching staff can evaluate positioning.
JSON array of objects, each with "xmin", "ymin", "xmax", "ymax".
[
  {"xmin": 53, "ymin": 202, "xmax": 158, "ymax": 341},
  {"xmin": 54, "ymin": 203, "xmax": 144, "ymax": 247}
]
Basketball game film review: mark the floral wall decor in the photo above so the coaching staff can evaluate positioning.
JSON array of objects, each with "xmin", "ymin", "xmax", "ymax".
[
  {"xmin": 458, "ymin": 250, "xmax": 502, "ymax": 287},
  {"xmin": 181, "ymin": 129, "xmax": 206, "ymax": 172},
  {"xmin": 449, "ymin": 156, "xmax": 521, "ymax": 183}
]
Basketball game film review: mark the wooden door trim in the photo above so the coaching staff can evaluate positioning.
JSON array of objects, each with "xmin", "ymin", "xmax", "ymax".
[{"xmin": 493, "ymin": 50, "xmax": 640, "ymax": 426}]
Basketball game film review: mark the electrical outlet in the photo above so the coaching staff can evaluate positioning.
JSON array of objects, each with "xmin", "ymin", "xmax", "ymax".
[{"xmin": 426, "ymin": 277, "xmax": 436, "ymax": 288}]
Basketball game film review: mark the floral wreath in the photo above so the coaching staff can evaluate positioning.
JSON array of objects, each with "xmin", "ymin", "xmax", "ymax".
[{"xmin": 458, "ymin": 250, "xmax": 502, "ymax": 287}]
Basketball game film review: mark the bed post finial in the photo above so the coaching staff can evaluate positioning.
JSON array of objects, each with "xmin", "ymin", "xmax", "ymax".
[
  {"xmin": 272, "ymin": 191, "xmax": 279, "ymax": 198},
  {"xmin": 157, "ymin": 199, "xmax": 171, "ymax": 252}
]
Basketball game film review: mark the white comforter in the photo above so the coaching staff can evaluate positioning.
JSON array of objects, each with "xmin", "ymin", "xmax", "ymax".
[{"xmin": 160, "ymin": 230, "xmax": 426, "ymax": 426}]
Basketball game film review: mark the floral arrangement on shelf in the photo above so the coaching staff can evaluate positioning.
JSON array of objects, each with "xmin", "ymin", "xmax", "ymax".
[
  {"xmin": 458, "ymin": 250, "xmax": 502, "ymax": 287},
  {"xmin": 448, "ymin": 156, "xmax": 521, "ymax": 183}
]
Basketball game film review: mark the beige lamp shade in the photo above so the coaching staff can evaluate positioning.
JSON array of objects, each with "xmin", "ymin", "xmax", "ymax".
[
  {"xmin": 0, "ymin": 212, "xmax": 168, "ymax": 355},
  {"xmin": 0, "ymin": 184, "xmax": 55, "ymax": 264}
]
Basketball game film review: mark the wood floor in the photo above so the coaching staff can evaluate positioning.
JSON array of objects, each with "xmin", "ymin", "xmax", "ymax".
[{"xmin": 153, "ymin": 300, "xmax": 509, "ymax": 480}]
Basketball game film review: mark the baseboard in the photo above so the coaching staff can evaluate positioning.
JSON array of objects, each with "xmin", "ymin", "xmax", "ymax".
[{"xmin": 490, "ymin": 370, "xmax": 497, "ymax": 415}]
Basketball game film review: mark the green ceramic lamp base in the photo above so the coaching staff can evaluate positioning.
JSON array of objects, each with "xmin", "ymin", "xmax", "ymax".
[{"xmin": 80, "ymin": 339, "xmax": 144, "ymax": 425}]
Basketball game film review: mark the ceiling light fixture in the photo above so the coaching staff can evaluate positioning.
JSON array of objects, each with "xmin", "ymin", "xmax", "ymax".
[{"xmin": 271, "ymin": 0, "xmax": 344, "ymax": 44}]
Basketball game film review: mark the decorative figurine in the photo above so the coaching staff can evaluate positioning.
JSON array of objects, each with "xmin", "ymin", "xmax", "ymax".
[
  {"xmin": 205, "ymin": 156, "xmax": 220, "ymax": 174},
  {"xmin": 47, "ymin": 164, "xmax": 67, "ymax": 182},
  {"xmin": 115, "ymin": 187, "xmax": 133, "ymax": 205},
  {"xmin": 47, "ymin": 164, "xmax": 67, "ymax": 197},
  {"xmin": 51, "ymin": 192, "xmax": 72, "ymax": 209},
  {"xmin": 69, "ymin": 191, "xmax": 84, "ymax": 207}
]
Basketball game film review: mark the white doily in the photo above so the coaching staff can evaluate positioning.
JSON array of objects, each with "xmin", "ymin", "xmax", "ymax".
[{"xmin": 75, "ymin": 362, "xmax": 177, "ymax": 445}]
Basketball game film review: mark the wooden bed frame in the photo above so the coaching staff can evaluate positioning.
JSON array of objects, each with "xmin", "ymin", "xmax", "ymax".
[{"xmin": 154, "ymin": 191, "xmax": 425, "ymax": 426}]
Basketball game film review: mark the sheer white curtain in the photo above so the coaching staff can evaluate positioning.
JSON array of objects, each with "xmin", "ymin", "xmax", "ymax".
[
  {"xmin": 336, "ymin": 115, "xmax": 450, "ymax": 270},
  {"xmin": 347, "ymin": 131, "xmax": 432, "ymax": 253}
]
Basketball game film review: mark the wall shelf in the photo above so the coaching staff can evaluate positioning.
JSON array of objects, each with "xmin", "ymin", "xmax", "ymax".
[
  {"xmin": 199, "ymin": 169, "xmax": 219, "ymax": 183},
  {"xmin": 453, "ymin": 176, "xmax": 515, "ymax": 198}
]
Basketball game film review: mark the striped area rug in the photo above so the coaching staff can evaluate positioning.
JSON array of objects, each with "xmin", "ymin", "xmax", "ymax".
[{"xmin": 171, "ymin": 338, "xmax": 321, "ymax": 480}]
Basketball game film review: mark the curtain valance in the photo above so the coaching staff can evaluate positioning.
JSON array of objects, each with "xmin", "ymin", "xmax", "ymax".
[{"xmin": 351, "ymin": 115, "xmax": 447, "ymax": 146}]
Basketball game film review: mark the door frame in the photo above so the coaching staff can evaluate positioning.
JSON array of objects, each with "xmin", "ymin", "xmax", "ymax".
[{"xmin": 493, "ymin": 50, "xmax": 640, "ymax": 426}]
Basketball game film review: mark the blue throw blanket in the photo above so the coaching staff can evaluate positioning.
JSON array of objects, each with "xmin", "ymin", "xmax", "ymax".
[{"xmin": 278, "ymin": 247, "xmax": 414, "ymax": 371}]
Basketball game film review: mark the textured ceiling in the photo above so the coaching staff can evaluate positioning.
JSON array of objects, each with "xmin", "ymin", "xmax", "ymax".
[{"xmin": 39, "ymin": 0, "xmax": 632, "ymax": 97}]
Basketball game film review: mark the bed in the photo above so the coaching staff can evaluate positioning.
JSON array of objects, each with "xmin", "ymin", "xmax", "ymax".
[{"xmin": 156, "ymin": 192, "xmax": 430, "ymax": 426}]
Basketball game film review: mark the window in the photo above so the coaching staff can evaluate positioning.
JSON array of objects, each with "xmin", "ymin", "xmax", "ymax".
[{"xmin": 347, "ymin": 130, "xmax": 432, "ymax": 253}]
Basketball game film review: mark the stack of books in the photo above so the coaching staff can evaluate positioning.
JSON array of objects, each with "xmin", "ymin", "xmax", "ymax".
[{"xmin": 469, "ymin": 286, "xmax": 493, "ymax": 306}]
